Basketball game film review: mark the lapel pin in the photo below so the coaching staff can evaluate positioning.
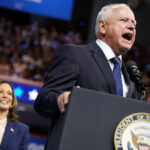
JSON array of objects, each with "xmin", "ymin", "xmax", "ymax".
[{"xmin": 10, "ymin": 128, "xmax": 14, "ymax": 132}]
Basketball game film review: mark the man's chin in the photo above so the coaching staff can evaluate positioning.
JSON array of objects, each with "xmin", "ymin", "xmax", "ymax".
[{"xmin": 120, "ymin": 46, "xmax": 131, "ymax": 54}]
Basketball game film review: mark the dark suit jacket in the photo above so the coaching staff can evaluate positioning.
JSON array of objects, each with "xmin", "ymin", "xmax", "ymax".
[
  {"xmin": 34, "ymin": 42, "xmax": 137, "ymax": 150},
  {"xmin": 0, "ymin": 121, "xmax": 29, "ymax": 150}
]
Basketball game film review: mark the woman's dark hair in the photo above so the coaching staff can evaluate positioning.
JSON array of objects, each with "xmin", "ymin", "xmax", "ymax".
[{"xmin": 0, "ymin": 80, "xmax": 19, "ymax": 122}]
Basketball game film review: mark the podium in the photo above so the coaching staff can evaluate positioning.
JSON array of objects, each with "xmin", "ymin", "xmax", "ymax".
[{"xmin": 52, "ymin": 88, "xmax": 150, "ymax": 150}]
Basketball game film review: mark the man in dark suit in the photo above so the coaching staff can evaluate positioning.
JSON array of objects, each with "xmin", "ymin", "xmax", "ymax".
[{"xmin": 34, "ymin": 3, "xmax": 137, "ymax": 150}]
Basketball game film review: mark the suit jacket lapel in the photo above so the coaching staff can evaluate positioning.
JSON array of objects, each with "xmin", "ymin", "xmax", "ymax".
[
  {"xmin": 1, "ymin": 121, "xmax": 17, "ymax": 149},
  {"xmin": 89, "ymin": 42, "xmax": 116, "ymax": 94}
]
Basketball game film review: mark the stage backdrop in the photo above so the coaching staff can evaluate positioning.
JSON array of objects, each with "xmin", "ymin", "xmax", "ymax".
[{"xmin": 0, "ymin": 0, "xmax": 74, "ymax": 21}]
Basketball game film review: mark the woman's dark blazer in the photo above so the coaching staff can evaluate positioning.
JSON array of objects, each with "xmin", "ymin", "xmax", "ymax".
[{"xmin": 0, "ymin": 121, "xmax": 29, "ymax": 150}]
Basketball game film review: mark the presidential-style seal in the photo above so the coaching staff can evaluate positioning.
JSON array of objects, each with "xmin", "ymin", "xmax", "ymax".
[{"xmin": 114, "ymin": 113, "xmax": 150, "ymax": 150}]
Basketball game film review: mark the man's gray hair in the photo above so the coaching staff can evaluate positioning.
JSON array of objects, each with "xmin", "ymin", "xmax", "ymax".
[{"xmin": 95, "ymin": 3, "xmax": 130, "ymax": 37}]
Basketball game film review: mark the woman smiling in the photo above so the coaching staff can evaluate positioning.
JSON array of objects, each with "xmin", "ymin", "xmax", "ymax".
[{"xmin": 0, "ymin": 80, "xmax": 29, "ymax": 150}]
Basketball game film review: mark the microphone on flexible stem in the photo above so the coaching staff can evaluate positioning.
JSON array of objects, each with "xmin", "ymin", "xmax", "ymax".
[{"xmin": 126, "ymin": 61, "xmax": 146, "ymax": 100}]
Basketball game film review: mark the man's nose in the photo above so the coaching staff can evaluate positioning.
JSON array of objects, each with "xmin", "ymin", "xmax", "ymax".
[{"xmin": 127, "ymin": 22, "xmax": 135, "ymax": 30}]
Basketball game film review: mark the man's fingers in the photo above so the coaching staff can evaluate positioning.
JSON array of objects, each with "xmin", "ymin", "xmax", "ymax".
[
  {"xmin": 63, "ymin": 92, "xmax": 70, "ymax": 104},
  {"xmin": 60, "ymin": 95, "xmax": 65, "ymax": 112},
  {"xmin": 57, "ymin": 95, "xmax": 64, "ymax": 113},
  {"xmin": 57, "ymin": 91, "xmax": 70, "ymax": 113}
]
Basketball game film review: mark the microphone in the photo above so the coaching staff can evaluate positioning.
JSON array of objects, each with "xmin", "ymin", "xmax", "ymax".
[
  {"xmin": 126, "ymin": 61, "xmax": 142, "ymax": 85},
  {"xmin": 126, "ymin": 60, "xmax": 146, "ymax": 100}
]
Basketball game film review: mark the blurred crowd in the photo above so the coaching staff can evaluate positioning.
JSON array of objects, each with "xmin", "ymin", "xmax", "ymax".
[
  {"xmin": 0, "ymin": 17, "xmax": 150, "ymax": 85},
  {"xmin": 0, "ymin": 17, "xmax": 84, "ymax": 81}
]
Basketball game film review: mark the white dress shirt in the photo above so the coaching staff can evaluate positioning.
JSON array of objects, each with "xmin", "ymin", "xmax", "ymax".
[
  {"xmin": 0, "ymin": 117, "xmax": 7, "ymax": 145},
  {"xmin": 96, "ymin": 39, "xmax": 129, "ymax": 97}
]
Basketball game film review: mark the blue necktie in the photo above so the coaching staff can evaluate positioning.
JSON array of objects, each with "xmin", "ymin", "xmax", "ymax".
[{"xmin": 111, "ymin": 57, "xmax": 123, "ymax": 96}]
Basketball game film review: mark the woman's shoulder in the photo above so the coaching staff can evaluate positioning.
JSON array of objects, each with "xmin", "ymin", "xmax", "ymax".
[{"xmin": 12, "ymin": 121, "xmax": 29, "ymax": 130}]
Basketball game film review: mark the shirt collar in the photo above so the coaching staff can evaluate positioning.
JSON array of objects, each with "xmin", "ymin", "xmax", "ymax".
[
  {"xmin": 96, "ymin": 39, "xmax": 122, "ymax": 65},
  {"xmin": 0, "ymin": 117, "xmax": 7, "ymax": 124}
]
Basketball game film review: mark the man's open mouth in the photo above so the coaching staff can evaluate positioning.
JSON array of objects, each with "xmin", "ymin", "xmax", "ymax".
[{"xmin": 122, "ymin": 33, "xmax": 133, "ymax": 41}]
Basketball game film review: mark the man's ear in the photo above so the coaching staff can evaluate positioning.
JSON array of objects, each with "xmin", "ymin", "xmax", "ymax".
[{"xmin": 98, "ymin": 20, "xmax": 106, "ymax": 35}]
